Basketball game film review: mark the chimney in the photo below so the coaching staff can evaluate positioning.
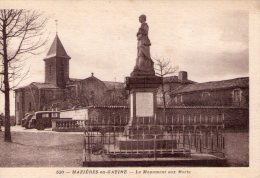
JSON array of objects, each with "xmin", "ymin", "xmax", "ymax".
[{"xmin": 178, "ymin": 71, "xmax": 188, "ymax": 82}]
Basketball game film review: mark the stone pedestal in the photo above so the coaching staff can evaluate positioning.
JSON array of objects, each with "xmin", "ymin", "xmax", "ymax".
[
  {"xmin": 112, "ymin": 75, "xmax": 178, "ymax": 153},
  {"xmin": 125, "ymin": 76, "xmax": 162, "ymax": 134}
]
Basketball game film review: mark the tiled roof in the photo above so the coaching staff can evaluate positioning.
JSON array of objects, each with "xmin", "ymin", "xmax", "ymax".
[
  {"xmin": 69, "ymin": 77, "xmax": 125, "ymax": 90},
  {"xmin": 15, "ymin": 82, "xmax": 59, "ymax": 90},
  {"xmin": 172, "ymin": 77, "xmax": 249, "ymax": 94},
  {"xmin": 103, "ymin": 81, "xmax": 124, "ymax": 90},
  {"xmin": 69, "ymin": 78, "xmax": 82, "ymax": 82},
  {"xmin": 44, "ymin": 34, "xmax": 70, "ymax": 60},
  {"xmin": 31, "ymin": 82, "xmax": 59, "ymax": 89}
]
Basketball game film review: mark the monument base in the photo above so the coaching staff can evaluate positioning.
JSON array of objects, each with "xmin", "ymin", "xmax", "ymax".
[
  {"xmin": 130, "ymin": 69, "xmax": 155, "ymax": 77},
  {"xmin": 116, "ymin": 136, "xmax": 177, "ymax": 150},
  {"xmin": 125, "ymin": 76, "xmax": 162, "ymax": 90}
]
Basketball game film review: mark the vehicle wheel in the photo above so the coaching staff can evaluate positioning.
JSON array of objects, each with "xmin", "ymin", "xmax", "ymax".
[
  {"xmin": 25, "ymin": 122, "xmax": 30, "ymax": 129},
  {"xmin": 36, "ymin": 123, "xmax": 45, "ymax": 130}
]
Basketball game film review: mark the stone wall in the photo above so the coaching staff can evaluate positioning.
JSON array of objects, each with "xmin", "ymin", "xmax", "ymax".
[
  {"xmin": 87, "ymin": 106, "xmax": 129, "ymax": 124},
  {"xmin": 15, "ymin": 86, "xmax": 39, "ymax": 124}
]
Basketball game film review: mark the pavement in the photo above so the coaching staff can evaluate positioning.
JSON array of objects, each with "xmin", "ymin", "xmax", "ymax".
[{"xmin": 0, "ymin": 129, "xmax": 84, "ymax": 167}]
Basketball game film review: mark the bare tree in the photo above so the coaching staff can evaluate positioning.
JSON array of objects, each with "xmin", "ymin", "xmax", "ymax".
[
  {"xmin": 154, "ymin": 57, "xmax": 178, "ymax": 110},
  {"xmin": 0, "ymin": 9, "xmax": 48, "ymax": 142}
]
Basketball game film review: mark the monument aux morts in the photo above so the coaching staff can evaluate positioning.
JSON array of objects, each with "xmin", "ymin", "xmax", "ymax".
[
  {"xmin": 109, "ymin": 15, "xmax": 177, "ymax": 156},
  {"xmin": 82, "ymin": 15, "xmax": 233, "ymax": 167}
]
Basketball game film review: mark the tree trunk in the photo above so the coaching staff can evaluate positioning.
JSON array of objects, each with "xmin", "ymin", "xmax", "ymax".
[
  {"xmin": 161, "ymin": 80, "xmax": 166, "ymax": 120},
  {"xmin": 2, "ymin": 22, "xmax": 12, "ymax": 142}
]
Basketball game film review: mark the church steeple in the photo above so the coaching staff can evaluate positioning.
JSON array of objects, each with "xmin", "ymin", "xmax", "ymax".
[
  {"xmin": 44, "ymin": 35, "xmax": 71, "ymax": 88},
  {"xmin": 45, "ymin": 34, "xmax": 71, "ymax": 60}
]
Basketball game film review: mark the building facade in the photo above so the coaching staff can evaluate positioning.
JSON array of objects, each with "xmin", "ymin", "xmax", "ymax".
[{"xmin": 170, "ymin": 77, "xmax": 249, "ymax": 108}]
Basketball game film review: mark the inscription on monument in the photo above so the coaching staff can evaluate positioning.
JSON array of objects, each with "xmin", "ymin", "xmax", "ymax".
[{"xmin": 136, "ymin": 92, "xmax": 153, "ymax": 117}]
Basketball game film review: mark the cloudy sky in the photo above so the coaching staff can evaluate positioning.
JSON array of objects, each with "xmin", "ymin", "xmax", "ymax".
[{"xmin": 0, "ymin": 0, "xmax": 252, "ymax": 114}]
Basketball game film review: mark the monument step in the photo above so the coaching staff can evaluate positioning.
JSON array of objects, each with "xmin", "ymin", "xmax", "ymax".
[
  {"xmin": 116, "ymin": 137, "xmax": 177, "ymax": 150},
  {"xmin": 104, "ymin": 144, "xmax": 190, "ymax": 158}
]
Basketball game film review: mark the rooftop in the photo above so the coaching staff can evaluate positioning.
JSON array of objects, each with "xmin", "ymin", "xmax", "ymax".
[
  {"xmin": 172, "ymin": 77, "xmax": 249, "ymax": 94},
  {"xmin": 103, "ymin": 81, "xmax": 124, "ymax": 90},
  {"xmin": 44, "ymin": 34, "xmax": 71, "ymax": 60},
  {"xmin": 14, "ymin": 82, "xmax": 59, "ymax": 90}
]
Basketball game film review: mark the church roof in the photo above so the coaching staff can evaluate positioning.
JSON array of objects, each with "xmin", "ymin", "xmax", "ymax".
[
  {"xmin": 14, "ymin": 82, "xmax": 60, "ymax": 90},
  {"xmin": 103, "ymin": 81, "xmax": 124, "ymax": 90},
  {"xmin": 31, "ymin": 82, "xmax": 60, "ymax": 89},
  {"xmin": 44, "ymin": 34, "xmax": 71, "ymax": 60}
]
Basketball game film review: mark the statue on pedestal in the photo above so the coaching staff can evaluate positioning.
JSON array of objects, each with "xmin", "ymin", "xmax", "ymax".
[{"xmin": 131, "ymin": 14, "xmax": 155, "ymax": 77}]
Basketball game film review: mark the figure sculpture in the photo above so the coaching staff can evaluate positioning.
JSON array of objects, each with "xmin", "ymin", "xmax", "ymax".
[{"xmin": 131, "ymin": 14, "xmax": 155, "ymax": 76}]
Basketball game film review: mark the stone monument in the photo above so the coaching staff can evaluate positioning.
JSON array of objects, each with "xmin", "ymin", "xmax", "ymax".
[
  {"xmin": 113, "ymin": 15, "xmax": 177, "ymax": 153},
  {"xmin": 126, "ymin": 14, "xmax": 162, "ymax": 129},
  {"xmin": 83, "ymin": 15, "xmax": 226, "ymax": 165},
  {"xmin": 131, "ymin": 14, "xmax": 155, "ymax": 77}
]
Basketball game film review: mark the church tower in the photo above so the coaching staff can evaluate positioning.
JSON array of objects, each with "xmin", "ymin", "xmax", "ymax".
[{"xmin": 43, "ymin": 35, "xmax": 71, "ymax": 88}]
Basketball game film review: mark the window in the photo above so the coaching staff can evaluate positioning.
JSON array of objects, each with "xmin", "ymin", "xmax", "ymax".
[
  {"xmin": 233, "ymin": 89, "xmax": 242, "ymax": 103},
  {"xmin": 42, "ymin": 113, "xmax": 49, "ymax": 118},
  {"xmin": 201, "ymin": 92, "xmax": 210, "ymax": 98},
  {"xmin": 175, "ymin": 94, "xmax": 183, "ymax": 104},
  {"xmin": 17, "ymin": 102, "xmax": 19, "ymax": 110},
  {"xmin": 49, "ymin": 65, "xmax": 52, "ymax": 76},
  {"xmin": 61, "ymin": 61, "xmax": 65, "ymax": 83},
  {"xmin": 29, "ymin": 102, "xmax": 32, "ymax": 111}
]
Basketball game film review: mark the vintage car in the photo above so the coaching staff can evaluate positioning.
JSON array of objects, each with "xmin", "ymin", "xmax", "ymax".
[
  {"xmin": 21, "ymin": 113, "xmax": 34, "ymax": 128},
  {"xmin": 24, "ymin": 111, "xmax": 60, "ymax": 130}
]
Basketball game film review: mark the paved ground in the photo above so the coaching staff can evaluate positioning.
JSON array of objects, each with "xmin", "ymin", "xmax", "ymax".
[
  {"xmin": 0, "ymin": 126, "xmax": 249, "ymax": 167},
  {"xmin": 0, "ymin": 126, "xmax": 84, "ymax": 167},
  {"xmin": 224, "ymin": 130, "xmax": 249, "ymax": 166}
]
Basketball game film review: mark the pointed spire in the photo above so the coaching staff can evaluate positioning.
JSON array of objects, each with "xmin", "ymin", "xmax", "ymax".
[{"xmin": 44, "ymin": 34, "xmax": 71, "ymax": 60}]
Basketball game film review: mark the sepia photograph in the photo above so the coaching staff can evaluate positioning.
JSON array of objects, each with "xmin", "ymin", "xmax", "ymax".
[{"xmin": 0, "ymin": 0, "xmax": 260, "ymax": 177}]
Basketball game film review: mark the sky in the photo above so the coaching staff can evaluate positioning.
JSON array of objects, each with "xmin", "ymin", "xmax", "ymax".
[{"xmin": 0, "ymin": 0, "xmax": 252, "ymax": 114}]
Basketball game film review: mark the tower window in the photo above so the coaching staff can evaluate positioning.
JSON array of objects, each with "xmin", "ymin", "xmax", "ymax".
[
  {"xmin": 29, "ymin": 102, "xmax": 32, "ymax": 111},
  {"xmin": 49, "ymin": 65, "xmax": 52, "ymax": 75},
  {"xmin": 17, "ymin": 102, "xmax": 20, "ymax": 110},
  {"xmin": 61, "ymin": 61, "xmax": 65, "ymax": 83}
]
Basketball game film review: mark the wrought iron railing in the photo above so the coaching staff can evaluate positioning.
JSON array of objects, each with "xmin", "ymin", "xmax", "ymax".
[{"xmin": 83, "ymin": 113, "xmax": 225, "ymax": 163}]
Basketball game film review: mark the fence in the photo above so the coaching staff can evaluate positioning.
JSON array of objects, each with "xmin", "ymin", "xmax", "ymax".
[{"xmin": 83, "ymin": 113, "xmax": 225, "ymax": 163}]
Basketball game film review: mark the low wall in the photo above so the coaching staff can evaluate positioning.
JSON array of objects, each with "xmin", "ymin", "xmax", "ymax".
[
  {"xmin": 58, "ymin": 106, "xmax": 248, "ymax": 130},
  {"xmin": 52, "ymin": 119, "xmax": 85, "ymax": 132},
  {"xmin": 87, "ymin": 106, "xmax": 249, "ymax": 130},
  {"xmin": 157, "ymin": 107, "xmax": 249, "ymax": 130}
]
